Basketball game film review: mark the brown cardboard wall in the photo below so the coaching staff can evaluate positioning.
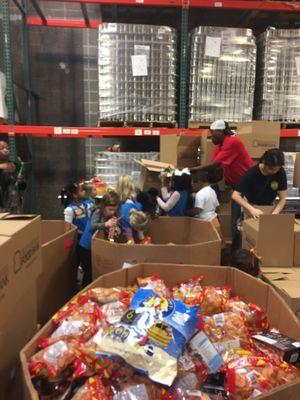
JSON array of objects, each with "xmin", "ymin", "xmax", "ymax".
[
  {"xmin": 293, "ymin": 153, "xmax": 300, "ymax": 188},
  {"xmin": 160, "ymin": 135, "xmax": 201, "ymax": 168},
  {"xmin": 92, "ymin": 218, "xmax": 221, "ymax": 278},
  {"xmin": 20, "ymin": 263, "xmax": 300, "ymax": 400},
  {"xmin": 37, "ymin": 221, "xmax": 78, "ymax": 324}
]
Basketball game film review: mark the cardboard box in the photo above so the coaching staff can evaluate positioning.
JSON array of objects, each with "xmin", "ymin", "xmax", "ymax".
[
  {"xmin": 160, "ymin": 134, "xmax": 201, "ymax": 168},
  {"xmin": 92, "ymin": 217, "xmax": 221, "ymax": 278},
  {"xmin": 242, "ymin": 214, "xmax": 295, "ymax": 267},
  {"xmin": 244, "ymin": 205, "xmax": 274, "ymax": 219},
  {"xmin": 218, "ymin": 214, "xmax": 231, "ymax": 242},
  {"xmin": 137, "ymin": 159, "xmax": 174, "ymax": 191},
  {"xmin": 37, "ymin": 220, "xmax": 78, "ymax": 325},
  {"xmin": 294, "ymin": 220, "xmax": 300, "ymax": 266},
  {"xmin": 293, "ymin": 153, "xmax": 300, "ymax": 188},
  {"xmin": 20, "ymin": 263, "xmax": 300, "ymax": 400},
  {"xmin": 200, "ymin": 131, "xmax": 215, "ymax": 165},
  {"xmin": 237, "ymin": 121, "xmax": 280, "ymax": 159},
  {"xmin": 0, "ymin": 215, "xmax": 42, "ymax": 399}
]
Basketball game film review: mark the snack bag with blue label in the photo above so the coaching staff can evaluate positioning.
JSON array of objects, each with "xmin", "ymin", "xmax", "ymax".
[{"xmin": 93, "ymin": 288, "xmax": 199, "ymax": 386}]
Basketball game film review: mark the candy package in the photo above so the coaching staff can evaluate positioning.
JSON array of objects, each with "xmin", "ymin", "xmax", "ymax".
[
  {"xmin": 202, "ymin": 312, "xmax": 249, "ymax": 354},
  {"xmin": 87, "ymin": 287, "xmax": 135, "ymax": 305},
  {"xmin": 113, "ymin": 381, "xmax": 161, "ymax": 400},
  {"xmin": 29, "ymin": 340, "xmax": 76, "ymax": 378},
  {"xmin": 94, "ymin": 288, "xmax": 199, "ymax": 386},
  {"xmin": 200, "ymin": 287, "xmax": 231, "ymax": 316},
  {"xmin": 101, "ymin": 301, "xmax": 129, "ymax": 324},
  {"xmin": 172, "ymin": 276, "xmax": 204, "ymax": 305},
  {"xmin": 226, "ymin": 356, "xmax": 300, "ymax": 400},
  {"xmin": 223, "ymin": 299, "xmax": 269, "ymax": 334},
  {"xmin": 137, "ymin": 276, "xmax": 169, "ymax": 298}
]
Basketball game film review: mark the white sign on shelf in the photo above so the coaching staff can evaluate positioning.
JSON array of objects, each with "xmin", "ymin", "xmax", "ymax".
[
  {"xmin": 295, "ymin": 56, "xmax": 300, "ymax": 76},
  {"xmin": 205, "ymin": 36, "xmax": 222, "ymax": 58},
  {"xmin": 131, "ymin": 54, "xmax": 148, "ymax": 77}
]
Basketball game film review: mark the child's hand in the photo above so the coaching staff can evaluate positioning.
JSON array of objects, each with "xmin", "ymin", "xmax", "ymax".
[{"xmin": 105, "ymin": 217, "xmax": 118, "ymax": 228}]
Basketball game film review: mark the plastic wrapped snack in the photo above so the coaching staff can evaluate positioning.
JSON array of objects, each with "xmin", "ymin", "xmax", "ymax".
[
  {"xmin": 52, "ymin": 293, "xmax": 92, "ymax": 325},
  {"xmin": 94, "ymin": 288, "xmax": 199, "ymax": 386},
  {"xmin": 71, "ymin": 375, "xmax": 112, "ymax": 399},
  {"xmin": 223, "ymin": 299, "xmax": 269, "ymax": 334},
  {"xmin": 199, "ymin": 287, "xmax": 231, "ymax": 316},
  {"xmin": 202, "ymin": 312, "xmax": 249, "ymax": 354},
  {"xmin": 113, "ymin": 381, "xmax": 161, "ymax": 400},
  {"xmin": 226, "ymin": 355, "xmax": 300, "ymax": 400},
  {"xmin": 101, "ymin": 301, "xmax": 130, "ymax": 324},
  {"xmin": 137, "ymin": 276, "xmax": 169, "ymax": 298},
  {"xmin": 88, "ymin": 287, "xmax": 135, "ymax": 305},
  {"xmin": 172, "ymin": 276, "xmax": 204, "ymax": 305},
  {"xmin": 29, "ymin": 340, "xmax": 76, "ymax": 378}
]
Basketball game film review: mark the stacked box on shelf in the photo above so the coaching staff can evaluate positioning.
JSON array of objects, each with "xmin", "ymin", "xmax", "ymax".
[
  {"xmin": 255, "ymin": 28, "xmax": 300, "ymax": 121},
  {"xmin": 189, "ymin": 26, "xmax": 256, "ymax": 123},
  {"xmin": 98, "ymin": 23, "xmax": 177, "ymax": 124},
  {"xmin": 95, "ymin": 151, "xmax": 159, "ymax": 188}
]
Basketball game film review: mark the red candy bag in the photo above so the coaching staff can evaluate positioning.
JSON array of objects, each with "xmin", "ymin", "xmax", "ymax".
[{"xmin": 199, "ymin": 286, "xmax": 231, "ymax": 316}]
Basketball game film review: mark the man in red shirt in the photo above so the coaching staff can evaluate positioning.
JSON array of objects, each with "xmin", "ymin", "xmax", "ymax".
[{"xmin": 191, "ymin": 120, "xmax": 254, "ymax": 251}]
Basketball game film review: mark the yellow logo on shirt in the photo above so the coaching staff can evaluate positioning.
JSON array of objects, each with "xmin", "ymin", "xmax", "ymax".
[{"xmin": 270, "ymin": 181, "xmax": 279, "ymax": 191}]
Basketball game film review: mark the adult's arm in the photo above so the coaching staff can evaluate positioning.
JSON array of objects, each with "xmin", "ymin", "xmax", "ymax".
[
  {"xmin": 232, "ymin": 190, "xmax": 264, "ymax": 220},
  {"xmin": 157, "ymin": 191, "xmax": 180, "ymax": 212},
  {"xmin": 272, "ymin": 190, "xmax": 287, "ymax": 215}
]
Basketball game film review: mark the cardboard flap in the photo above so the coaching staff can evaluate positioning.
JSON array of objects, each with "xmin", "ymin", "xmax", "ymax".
[{"xmin": 257, "ymin": 214, "xmax": 295, "ymax": 267}]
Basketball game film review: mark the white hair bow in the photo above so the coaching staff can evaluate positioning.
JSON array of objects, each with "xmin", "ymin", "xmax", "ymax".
[{"xmin": 174, "ymin": 168, "xmax": 191, "ymax": 176}]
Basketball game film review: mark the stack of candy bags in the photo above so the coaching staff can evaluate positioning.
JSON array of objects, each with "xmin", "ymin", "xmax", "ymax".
[{"xmin": 28, "ymin": 275, "xmax": 300, "ymax": 400}]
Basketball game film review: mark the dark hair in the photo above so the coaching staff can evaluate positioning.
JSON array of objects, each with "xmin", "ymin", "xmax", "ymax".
[
  {"xmin": 231, "ymin": 249, "xmax": 260, "ymax": 277},
  {"xmin": 172, "ymin": 173, "xmax": 191, "ymax": 192},
  {"xmin": 100, "ymin": 190, "xmax": 120, "ymax": 209},
  {"xmin": 224, "ymin": 121, "xmax": 234, "ymax": 136},
  {"xmin": 259, "ymin": 148, "xmax": 284, "ymax": 167},
  {"xmin": 60, "ymin": 183, "xmax": 79, "ymax": 208},
  {"xmin": 137, "ymin": 189, "xmax": 157, "ymax": 218},
  {"xmin": 192, "ymin": 170, "xmax": 209, "ymax": 184}
]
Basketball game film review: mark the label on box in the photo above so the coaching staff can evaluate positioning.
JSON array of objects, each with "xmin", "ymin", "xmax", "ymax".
[
  {"xmin": 205, "ymin": 37, "xmax": 221, "ymax": 58},
  {"xmin": 131, "ymin": 55, "xmax": 148, "ymax": 77},
  {"xmin": 295, "ymin": 56, "xmax": 300, "ymax": 76},
  {"xmin": 190, "ymin": 331, "xmax": 224, "ymax": 373},
  {"xmin": 253, "ymin": 334, "xmax": 277, "ymax": 345}
]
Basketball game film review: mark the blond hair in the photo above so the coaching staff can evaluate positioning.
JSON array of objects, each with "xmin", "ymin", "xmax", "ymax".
[{"xmin": 116, "ymin": 175, "xmax": 136, "ymax": 203}]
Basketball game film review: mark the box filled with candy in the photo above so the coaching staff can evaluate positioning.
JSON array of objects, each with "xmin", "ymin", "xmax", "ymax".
[{"xmin": 20, "ymin": 264, "xmax": 300, "ymax": 400}]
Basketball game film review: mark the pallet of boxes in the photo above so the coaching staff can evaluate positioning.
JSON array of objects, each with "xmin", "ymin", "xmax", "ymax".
[
  {"xmin": 243, "ymin": 153, "xmax": 300, "ymax": 319},
  {"xmin": 0, "ymin": 214, "xmax": 78, "ymax": 400}
]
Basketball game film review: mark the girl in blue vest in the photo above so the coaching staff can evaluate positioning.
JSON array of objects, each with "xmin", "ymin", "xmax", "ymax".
[
  {"xmin": 79, "ymin": 190, "xmax": 121, "ymax": 287},
  {"xmin": 156, "ymin": 168, "xmax": 191, "ymax": 216},
  {"xmin": 81, "ymin": 180, "xmax": 97, "ymax": 217},
  {"xmin": 61, "ymin": 183, "xmax": 88, "ymax": 238}
]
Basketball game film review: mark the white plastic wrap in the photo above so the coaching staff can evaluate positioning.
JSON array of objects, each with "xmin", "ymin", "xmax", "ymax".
[
  {"xmin": 189, "ymin": 26, "xmax": 256, "ymax": 122},
  {"xmin": 255, "ymin": 28, "xmax": 300, "ymax": 121},
  {"xmin": 98, "ymin": 23, "xmax": 177, "ymax": 123}
]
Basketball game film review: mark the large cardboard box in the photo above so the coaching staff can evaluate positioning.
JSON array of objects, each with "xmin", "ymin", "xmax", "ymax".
[
  {"xmin": 20, "ymin": 263, "xmax": 300, "ymax": 400},
  {"xmin": 262, "ymin": 269, "xmax": 300, "ymax": 318},
  {"xmin": 37, "ymin": 220, "xmax": 78, "ymax": 325},
  {"xmin": 0, "ymin": 215, "xmax": 41, "ymax": 399},
  {"xmin": 243, "ymin": 205, "xmax": 274, "ymax": 219},
  {"xmin": 293, "ymin": 153, "xmax": 300, "ymax": 188},
  {"xmin": 137, "ymin": 159, "xmax": 174, "ymax": 191},
  {"xmin": 237, "ymin": 121, "xmax": 280, "ymax": 159},
  {"xmin": 92, "ymin": 217, "xmax": 221, "ymax": 278},
  {"xmin": 200, "ymin": 131, "xmax": 215, "ymax": 165},
  {"xmin": 242, "ymin": 214, "xmax": 295, "ymax": 267},
  {"xmin": 160, "ymin": 134, "xmax": 201, "ymax": 168}
]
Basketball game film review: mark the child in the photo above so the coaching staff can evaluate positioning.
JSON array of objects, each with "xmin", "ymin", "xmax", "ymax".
[
  {"xmin": 221, "ymin": 248, "xmax": 260, "ymax": 278},
  {"xmin": 79, "ymin": 190, "xmax": 121, "ymax": 287},
  {"xmin": 156, "ymin": 168, "xmax": 191, "ymax": 217},
  {"xmin": 61, "ymin": 183, "xmax": 87, "ymax": 238},
  {"xmin": 116, "ymin": 175, "xmax": 144, "ymax": 243},
  {"xmin": 81, "ymin": 180, "xmax": 97, "ymax": 217}
]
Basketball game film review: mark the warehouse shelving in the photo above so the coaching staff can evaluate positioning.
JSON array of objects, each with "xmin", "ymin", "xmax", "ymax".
[{"xmin": 1, "ymin": 0, "xmax": 300, "ymax": 212}]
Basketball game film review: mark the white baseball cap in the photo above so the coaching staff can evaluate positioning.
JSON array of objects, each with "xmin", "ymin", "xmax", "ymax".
[{"xmin": 210, "ymin": 120, "xmax": 226, "ymax": 130}]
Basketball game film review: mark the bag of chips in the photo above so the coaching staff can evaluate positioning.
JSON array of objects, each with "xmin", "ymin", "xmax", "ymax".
[
  {"xmin": 199, "ymin": 287, "xmax": 231, "ymax": 316},
  {"xmin": 94, "ymin": 288, "xmax": 199, "ymax": 386},
  {"xmin": 202, "ymin": 312, "xmax": 249, "ymax": 355},
  {"xmin": 87, "ymin": 287, "xmax": 135, "ymax": 305},
  {"xmin": 29, "ymin": 340, "xmax": 76, "ymax": 378},
  {"xmin": 172, "ymin": 276, "xmax": 204, "ymax": 305},
  {"xmin": 223, "ymin": 299, "xmax": 269, "ymax": 334},
  {"xmin": 71, "ymin": 375, "xmax": 112, "ymax": 400},
  {"xmin": 226, "ymin": 355, "xmax": 300, "ymax": 400},
  {"xmin": 137, "ymin": 276, "xmax": 169, "ymax": 298}
]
